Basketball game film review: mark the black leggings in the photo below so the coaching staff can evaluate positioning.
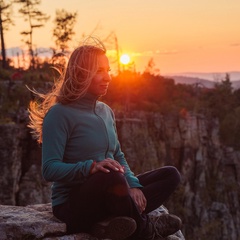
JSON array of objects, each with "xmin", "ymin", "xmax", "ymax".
[{"xmin": 53, "ymin": 166, "xmax": 181, "ymax": 236}]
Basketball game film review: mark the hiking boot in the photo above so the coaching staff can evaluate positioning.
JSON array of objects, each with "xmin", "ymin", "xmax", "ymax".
[
  {"xmin": 148, "ymin": 214, "xmax": 182, "ymax": 239},
  {"xmin": 90, "ymin": 216, "xmax": 137, "ymax": 240}
]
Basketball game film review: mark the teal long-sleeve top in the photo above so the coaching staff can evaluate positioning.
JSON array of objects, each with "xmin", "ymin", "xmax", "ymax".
[{"xmin": 42, "ymin": 93, "xmax": 143, "ymax": 207}]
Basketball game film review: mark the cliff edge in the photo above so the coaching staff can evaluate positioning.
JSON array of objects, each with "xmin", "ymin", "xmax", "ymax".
[{"xmin": 0, "ymin": 204, "xmax": 184, "ymax": 240}]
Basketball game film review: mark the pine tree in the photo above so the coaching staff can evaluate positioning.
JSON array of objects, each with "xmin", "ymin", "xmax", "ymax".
[
  {"xmin": 0, "ymin": 0, "xmax": 14, "ymax": 68},
  {"xmin": 53, "ymin": 9, "xmax": 77, "ymax": 52},
  {"xmin": 16, "ymin": 0, "xmax": 49, "ymax": 69}
]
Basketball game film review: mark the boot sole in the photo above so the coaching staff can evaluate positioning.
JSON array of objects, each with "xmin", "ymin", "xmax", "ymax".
[{"xmin": 91, "ymin": 216, "xmax": 137, "ymax": 240}]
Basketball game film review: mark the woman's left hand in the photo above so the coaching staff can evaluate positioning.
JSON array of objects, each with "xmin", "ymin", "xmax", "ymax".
[{"xmin": 129, "ymin": 188, "xmax": 147, "ymax": 213}]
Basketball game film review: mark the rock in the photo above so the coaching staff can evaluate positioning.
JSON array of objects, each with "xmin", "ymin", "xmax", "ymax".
[
  {"xmin": 0, "ymin": 204, "xmax": 184, "ymax": 240},
  {"xmin": 18, "ymin": 165, "xmax": 51, "ymax": 206},
  {"xmin": 0, "ymin": 124, "xmax": 22, "ymax": 205},
  {"xmin": 0, "ymin": 203, "xmax": 64, "ymax": 240},
  {"xmin": 0, "ymin": 203, "xmax": 97, "ymax": 240}
]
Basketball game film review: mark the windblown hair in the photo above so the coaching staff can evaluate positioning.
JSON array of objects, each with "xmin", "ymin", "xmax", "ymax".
[{"xmin": 28, "ymin": 37, "xmax": 106, "ymax": 143}]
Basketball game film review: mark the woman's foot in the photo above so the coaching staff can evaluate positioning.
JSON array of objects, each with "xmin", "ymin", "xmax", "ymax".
[
  {"xmin": 91, "ymin": 216, "xmax": 137, "ymax": 240},
  {"xmin": 146, "ymin": 214, "xmax": 182, "ymax": 239}
]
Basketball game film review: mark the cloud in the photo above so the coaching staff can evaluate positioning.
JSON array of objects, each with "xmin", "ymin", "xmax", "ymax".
[
  {"xmin": 132, "ymin": 49, "xmax": 179, "ymax": 57},
  {"xmin": 155, "ymin": 49, "xmax": 179, "ymax": 55},
  {"xmin": 230, "ymin": 43, "xmax": 240, "ymax": 47},
  {"xmin": 6, "ymin": 47, "xmax": 24, "ymax": 57},
  {"xmin": 133, "ymin": 51, "xmax": 153, "ymax": 57},
  {"xmin": 106, "ymin": 49, "xmax": 179, "ymax": 59},
  {"xmin": 5, "ymin": 47, "xmax": 53, "ymax": 57}
]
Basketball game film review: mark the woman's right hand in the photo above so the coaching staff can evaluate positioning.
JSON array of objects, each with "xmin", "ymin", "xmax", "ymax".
[{"xmin": 90, "ymin": 158, "xmax": 124, "ymax": 174}]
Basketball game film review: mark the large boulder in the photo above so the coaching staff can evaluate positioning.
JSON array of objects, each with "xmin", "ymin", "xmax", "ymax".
[{"xmin": 0, "ymin": 204, "xmax": 184, "ymax": 240}]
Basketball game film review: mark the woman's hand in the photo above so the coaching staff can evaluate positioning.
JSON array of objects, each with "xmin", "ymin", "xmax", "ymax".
[
  {"xmin": 90, "ymin": 158, "xmax": 124, "ymax": 174},
  {"xmin": 129, "ymin": 188, "xmax": 147, "ymax": 213}
]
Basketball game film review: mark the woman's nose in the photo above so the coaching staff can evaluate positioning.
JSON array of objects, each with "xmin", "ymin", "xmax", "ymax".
[{"xmin": 104, "ymin": 72, "xmax": 111, "ymax": 82}]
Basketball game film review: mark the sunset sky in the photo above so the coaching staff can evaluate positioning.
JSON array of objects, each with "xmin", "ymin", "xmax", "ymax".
[{"xmin": 5, "ymin": 0, "xmax": 240, "ymax": 76}]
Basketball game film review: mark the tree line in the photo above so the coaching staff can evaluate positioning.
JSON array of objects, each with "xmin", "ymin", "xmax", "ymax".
[{"xmin": 1, "ymin": 63, "xmax": 240, "ymax": 149}]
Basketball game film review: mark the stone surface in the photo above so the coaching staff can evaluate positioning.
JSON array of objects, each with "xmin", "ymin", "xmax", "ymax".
[
  {"xmin": 0, "ymin": 204, "xmax": 64, "ymax": 240},
  {"xmin": 0, "ymin": 204, "xmax": 184, "ymax": 240},
  {"xmin": 0, "ymin": 124, "xmax": 22, "ymax": 205}
]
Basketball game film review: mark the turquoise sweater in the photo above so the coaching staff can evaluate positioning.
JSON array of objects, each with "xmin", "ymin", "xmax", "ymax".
[{"xmin": 42, "ymin": 93, "xmax": 142, "ymax": 207}]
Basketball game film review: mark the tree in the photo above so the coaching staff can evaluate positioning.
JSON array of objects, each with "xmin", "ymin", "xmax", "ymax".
[
  {"xmin": 53, "ymin": 9, "xmax": 77, "ymax": 52},
  {"xmin": 220, "ymin": 106, "xmax": 240, "ymax": 149},
  {"xmin": 203, "ymin": 73, "xmax": 234, "ymax": 119},
  {"xmin": 0, "ymin": 0, "xmax": 14, "ymax": 68},
  {"xmin": 16, "ymin": 0, "xmax": 49, "ymax": 69},
  {"xmin": 144, "ymin": 58, "xmax": 160, "ymax": 76}
]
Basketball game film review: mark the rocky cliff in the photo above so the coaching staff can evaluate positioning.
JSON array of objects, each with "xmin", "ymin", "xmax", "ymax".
[
  {"xmin": 116, "ymin": 111, "xmax": 240, "ymax": 240},
  {"xmin": 0, "ymin": 111, "xmax": 239, "ymax": 240}
]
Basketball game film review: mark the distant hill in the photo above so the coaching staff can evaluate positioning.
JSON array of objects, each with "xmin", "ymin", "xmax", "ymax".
[
  {"xmin": 166, "ymin": 75, "xmax": 240, "ymax": 89},
  {"xmin": 232, "ymin": 81, "xmax": 240, "ymax": 89},
  {"xmin": 169, "ymin": 76, "xmax": 215, "ymax": 88},
  {"xmin": 168, "ymin": 71, "xmax": 240, "ymax": 81}
]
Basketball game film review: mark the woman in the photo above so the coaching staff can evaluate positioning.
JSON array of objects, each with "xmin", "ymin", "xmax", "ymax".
[{"xmin": 28, "ymin": 37, "xmax": 182, "ymax": 240}]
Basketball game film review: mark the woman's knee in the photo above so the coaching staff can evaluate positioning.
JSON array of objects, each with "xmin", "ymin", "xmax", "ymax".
[{"xmin": 166, "ymin": 166, "xmax": 181, "ymax": 186}]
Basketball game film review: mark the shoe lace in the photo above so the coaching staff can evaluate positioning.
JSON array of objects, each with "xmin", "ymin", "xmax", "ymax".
[{"xmin": 151, "ymin": 215, "xmax": 164, "ymax": 239}]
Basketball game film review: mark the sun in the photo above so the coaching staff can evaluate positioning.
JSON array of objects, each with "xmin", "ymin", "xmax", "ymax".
[{"xmin": 120, "ymin": 54, "xmax": 131, "ymax": 65}]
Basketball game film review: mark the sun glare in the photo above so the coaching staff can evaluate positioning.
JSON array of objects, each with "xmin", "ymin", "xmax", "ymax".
[{"xmin": 120, "ymin": 54, "xmax": 131, "ymax": 65}]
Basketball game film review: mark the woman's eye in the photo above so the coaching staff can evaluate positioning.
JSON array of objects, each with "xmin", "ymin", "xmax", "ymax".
[{"xmin": 97, "ymin": 68, "xmax": 110, "ymax": 73}]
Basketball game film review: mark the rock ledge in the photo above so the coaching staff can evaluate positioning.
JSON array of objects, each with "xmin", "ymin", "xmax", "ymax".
[{"xmin": 0, "ymin": 204, "xmax": 184, "ymax": 240}]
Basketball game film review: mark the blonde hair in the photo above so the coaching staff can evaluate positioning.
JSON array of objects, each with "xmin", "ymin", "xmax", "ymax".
[{"xmin": 28, "ymin": 37, "xmax": 106, "ymax": 143}]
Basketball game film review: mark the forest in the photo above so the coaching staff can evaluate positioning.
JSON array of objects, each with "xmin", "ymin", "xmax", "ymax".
[
  {"xmin": 1, "ymin": 0, "xmax": 240, "ymax": 150},
  {"xmin": 1, "ymin": 61, "xmax": 240, "ymax": 150}
]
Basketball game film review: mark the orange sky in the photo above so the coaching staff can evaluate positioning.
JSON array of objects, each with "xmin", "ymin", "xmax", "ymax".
[{"xmin": 5, "ymin": 0, "xmax": 240, "ymax": 75}]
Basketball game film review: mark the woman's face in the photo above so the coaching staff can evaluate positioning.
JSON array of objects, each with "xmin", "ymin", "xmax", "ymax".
[{"xmin": 87, "ymin": 54, "xmax": 111, "ymax": 96}]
